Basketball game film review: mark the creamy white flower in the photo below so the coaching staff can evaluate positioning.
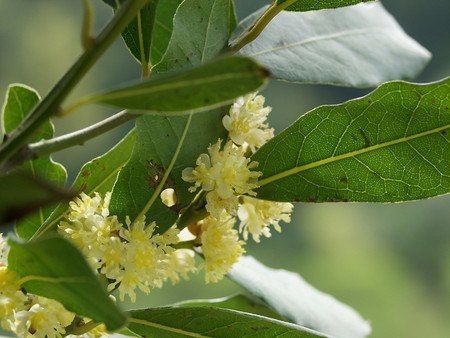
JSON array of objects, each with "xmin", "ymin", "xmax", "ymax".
[
  {"xmin": 13, "ymin": 296, "xmax": 74, "ymax": 338},
  {"xmin": 182, "ymin": 140, "xmax": 261, "ymax": 218},
  {"xmin": 238, "ymin": 196, "xmax": 293, "ymax": 242},
  {"xmin": 223, "ymin": 92, "xmax": 274, "ymax": 152},
  {"xmin": 200, "ymin": 216, "xmax": 245, "ymax": 283},
  {"xmin": 0, "ymin": 267, "xmax": 28, "ymax": 331},
  {"xmin": 164, "ymin": 249, "xmax": 197, "ymax": 284},
  {"xmin": 0, "ymin": 233, "xmax": 9, "ymax": 265},
  {"xmin": 160, "ymin": 188, "xmax": 177, "ymax": 207}
]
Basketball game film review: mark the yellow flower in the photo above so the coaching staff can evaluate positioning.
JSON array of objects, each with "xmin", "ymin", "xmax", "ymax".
[
  {"xmin": 200, "ymin": 216, "xmax": 245, "ymax": 283},
  {"xmin": 164, "ymin": 249, "xmax": 197, "ymax": 284},
  {"xmin": 223, "ymin": 92, "xmax": 274, "ymax": 152},
  {"xmin": 13, "ymin": 296, "xmax": 75, "ymax": 338},
  {"xmin": 237, "ymin": 196, "xmax": 293, "ymax": 242},
  {"xmin": 160, "ymin": 188, "xmax": 177, "ymax": 207},
  {"xmin": 183, "ymin": 140, "xmax": 262, "ymax": 218},
  {"xmin": 0, "ymin": 267, "xmax": 28, "ymax": 331}
]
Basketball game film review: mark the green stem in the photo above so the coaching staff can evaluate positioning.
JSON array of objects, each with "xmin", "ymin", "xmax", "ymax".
[
  {"xmin": 173, "ymin": 240, "xmax": 196, "ymax": 249},
  {"xmin": 175, "ymin": 190, "xmax": 208, "ymax": 230},
  {"xmin": 0, "ymin": 0, "xmax": 148, "ymax": 166},
  {"xmin": 227, "ymin": 0, "xmax": 297, "ymax": 53},
  {"xmin": 1, "ymin": 110, "xmax": 136, "ymax": 172},
  {"xmin": 82, "ymin": 0, "xmax": 95, "ymax": 49},
  {"xmin": 69, "ymin": 320, "xmax": 100, "ymax": 335}
]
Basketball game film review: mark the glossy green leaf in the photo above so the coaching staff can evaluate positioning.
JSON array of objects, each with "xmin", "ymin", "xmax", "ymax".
[
  {"xmin": 33, "ymin": 130, "xmax": 136, "ymax": 239},
  {"xmin": 154, "ymin": 0, "xmax": 234, "ymax": 73},
  {"xmin": 234, "ymin": 2, "xmax": 430, "ymax": 87},
  {"xmin": 7, "ymin": 235, "xmax": 127, "ymax": 330},
  {"xmin": 229, "ymin": 256, "xmax": 371, "ymax": 338},
  {"xmin": 88, "ymin": 56, "xmax": 267, "ymax": 114},
  {"xmin": 102, "ymin": 0, "xmax": 182, "ymax": 66},
  {"xmin": 0, "ymin": 173, "xmax": 73, "ymax": 226},
  {"xmin": 253, "ymin": 78, "xmax": 450, "ymax": 202},
  {"xmin": 175, "ymin": 294, "xmax": 286, "ymax": 321},
  {"xmin": 127, "ymin": 307, "xmax": 325, "ymax": 337},
  {"xmin": 110, "ymin": 110, "xmax": 227, "ymax": 231},
  {"xmin": 277, "ymin": 0, "xmax": 373, "ymax": 12},
  {"xmin": 0, "ymin": 84, "xmax": 67, "ymax": 236}
]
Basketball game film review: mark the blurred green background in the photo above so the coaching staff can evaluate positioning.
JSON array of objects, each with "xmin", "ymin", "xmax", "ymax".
[{"xmin": 0, "ymin": 1, "xmax": 449, "ymax": 337}]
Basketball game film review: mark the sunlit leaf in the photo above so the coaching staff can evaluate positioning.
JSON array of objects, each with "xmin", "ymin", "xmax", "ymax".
[
  {"xmin": 127, "ymin": 306, "xmax": 326, "ymax": 337},
  {"xmin": 229, "ymin": 256, "xmax": 371, "ymax": 338},
  {"xmin": 7, "ymin": 235, "xmax": 127, "ymax": 330},
  {"xmin": 234, "ymin": 2, "xmax": 430, "ymax": 87},
  {"xmin": 252, "ymin": 78, "xmax": 450, "ymax": 202}
]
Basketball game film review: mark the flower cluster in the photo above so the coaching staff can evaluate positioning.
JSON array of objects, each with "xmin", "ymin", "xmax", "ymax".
[
  {"xmin": 58, "ymin": 193, "xmax": 195, "ymax": 303},
  {"xmin": 182, "ymin": 92, "xmax": 293, "ymax": 282},
  {"xmin": 0, "ymin": 93, "xmax": 294, "ymax": 338},
  {"xmin": 0, "ymin": 235, "xmax": 78, "ymax": 338}
]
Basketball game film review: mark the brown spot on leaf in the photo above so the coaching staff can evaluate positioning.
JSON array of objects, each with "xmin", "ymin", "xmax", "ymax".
[
  {"xmin": 340, "ymin": 175, "xmax": 348, "ymax": 184},
  {"xmin": 359, "ymin": 129, "xmax": 371, "ymax": 148}
]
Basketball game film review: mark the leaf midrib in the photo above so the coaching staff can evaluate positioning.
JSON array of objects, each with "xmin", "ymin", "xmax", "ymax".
[
  {"xmin": 95, "ymin": 72, "xmax": 256, "ymax": 102},
  {"xmin": 249, "ymin": 27, "xmax": 390, "ymax": 57},
  {"xmin": 259, "ymin": 124, "xmax": 450, "ymax": 186}
]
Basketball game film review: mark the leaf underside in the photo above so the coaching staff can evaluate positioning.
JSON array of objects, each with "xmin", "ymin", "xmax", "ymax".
[{"xmin": 235, "ymin": 2, "xmax": 430, "ymax": 87}]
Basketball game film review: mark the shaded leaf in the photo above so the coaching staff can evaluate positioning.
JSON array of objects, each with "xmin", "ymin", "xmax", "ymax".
[
  {"xmin": 253, "ymin": 78, "xmax": 450, "ymax": 202},
  {"xmin": 88, "ymin": 56, "xmax": 267, "ymax": 114},
  {"xmin": 102, "ymin": 0, "xmax": 182, "ymax": 66},
  {"xmin": 0, "ymin": 84, "xmax": 67, "ymax": 238},
  {"xmin": 7, "ymin": 235, "xmax": 127, "ymax": 330},
  {"xmin": 229, "ymin": 256, "xmax": 371, "ymax": 338},
  {"xmin": 110, "ymin": 110, "xmax": 228, "ymax": 232},
  {"xmin": 0, "ymin": 173, "xmax": 73, "ymax": 226},
  {"xmin": 154, "ymin": 0, "xmax": 234, "ymax": 73},
  {"xmin": 127, "ymin": 306, "xmax": 326, "ymax": 337},
  {"xmin": 33, "ymin": 130, "xmax": 136, "ymax": 239},
  {"xmin": 234, "ymin": 2, "xmax": 430, "ymax": 87},
  {"xmin": 277, "ymin": 0, "xmax": 373, "ymax": 12},
  {"xmin": 175, "ymin": 294, "xmax": 286, "ymax": 321}
]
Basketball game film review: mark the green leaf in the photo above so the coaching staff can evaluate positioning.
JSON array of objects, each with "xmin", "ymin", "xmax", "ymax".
[
  {"xmin": 229, "ymin": 256, "xmax": 371, "ymax": 338},
  {"xmin": 127, "ymin": 307, "xmax": 326, "ymax": 337},
  {"xmin": 0, "ymin": 173, "xmax": 73, "ymax": 226},
  {"xmin": 110, "ymin": 109, "xmax": 227, "ymax": 231},
  {"xmin": 252, "ymin": 78, "xmax": 450, "ymax": 202},
  {"xmin": 234, "ymin": 2, "xmax": 430, "ymax": 87},
  {"xmin": 102, "ymin": 0, "xmax": 182, "ymax": 66},
  {"xmin": 7, "ymin": 235, "xmax": 127, "ymax": 330},
  {"xmin": 0, "ymin": 84, "xmax": 67, "ymax": 238},
  {"xmin": 175, "ymin": 294, "xmax": 286, "ymax": 321},
  {"xmin": 277, "ymin": 0, "xmax": 373, "ymax": 12},
  {"xmin": 86, "ymin": 56, "xmax": 267, "ymax": 114},
  {"xmin": 33, "ymin": 130, "xmax": 136, "ymax": 239},
  {"xmin": 154, "ymin": 0, "xmax": 234, "ymax": 73}
]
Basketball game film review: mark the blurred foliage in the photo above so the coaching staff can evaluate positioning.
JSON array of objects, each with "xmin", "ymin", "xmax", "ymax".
[{"xmin": 0, "ymin": 1, "xmax": 448, "ymax": 337}]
